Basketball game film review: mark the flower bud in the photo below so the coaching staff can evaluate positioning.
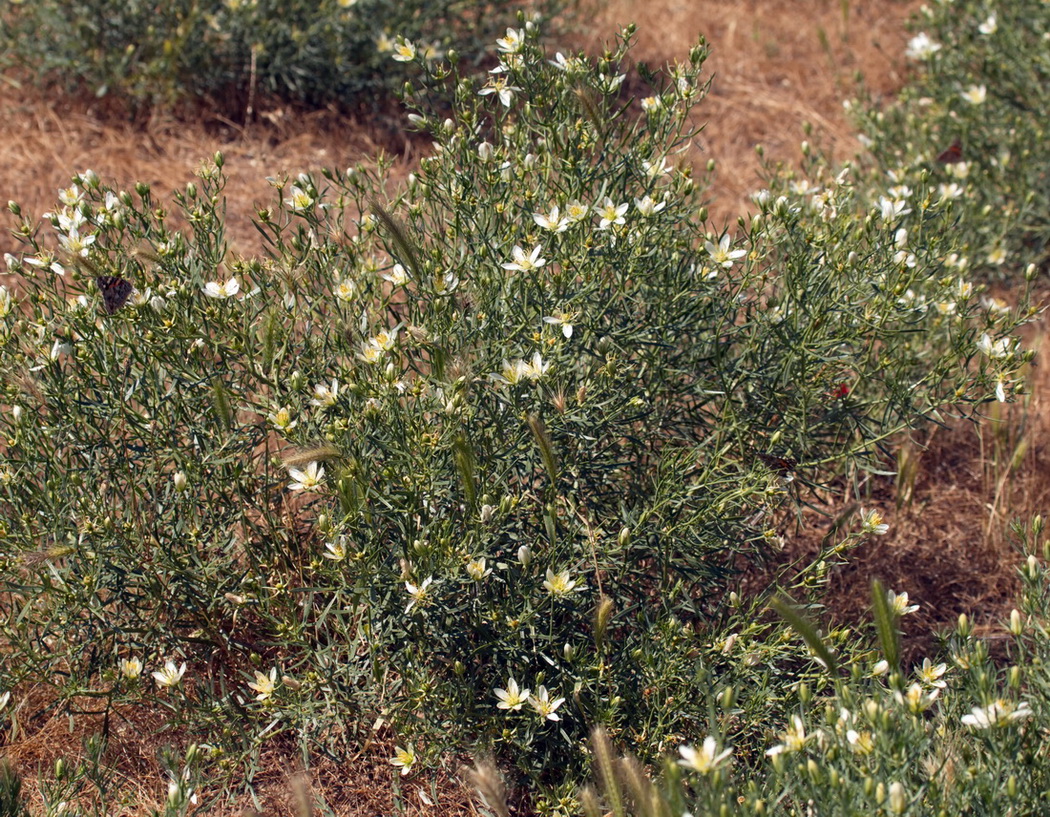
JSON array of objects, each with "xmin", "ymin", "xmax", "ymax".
[
  {"xmin": 1009, "ymin": 609, "xmax": 1023, "ymax": 635},
  {"xmin": 173, "ymin": 471, "xmax": 188, "ymax": 492}
]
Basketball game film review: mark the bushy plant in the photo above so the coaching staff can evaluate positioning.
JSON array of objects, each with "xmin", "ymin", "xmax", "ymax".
[
  {"xmin": 0, "ymin": 21, "xmax": 1033, "ymax": 797},
  {"xmin": 848, "ymin": 0, "xmax": 1050, "ymax": 277},
  {"xmin": 0, "ymin": 0, "xmax": 566, "ymax": 114},
  {"xmin": 480, "ymin": 518, "xmax": 1050, "ymax": 817}
]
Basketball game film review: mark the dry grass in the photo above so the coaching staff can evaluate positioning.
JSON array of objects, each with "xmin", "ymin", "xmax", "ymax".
[{"xmin": 1, "ymin": 0, "xmax": 1045, "ymax": 814}]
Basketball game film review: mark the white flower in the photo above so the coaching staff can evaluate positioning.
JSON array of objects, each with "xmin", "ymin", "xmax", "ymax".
[
  {"xmin": 543, "ymin": 310, "xmax": 576, "ymax": 339},
  {"xmin": 977, "ymin": 333, "xmax": 1011, "ymax": 359},
  {"xmin": 310, "ymin": 378, "xmax": 340, "ymax": 408},
  {"xmin": 533, "ymin": 205, "xmax": 569, "ymax": 233},
  {"xmin": 496, "ymin": 27, "xmax": 525, "ymax": 53},
  {"xmin": 287, "ymin": 461, "xmax": 325, "ymax": 492},
  {"xmin": 284, "ymin": 185, "xmax": 314, "ymax": 212},
  {"xmin": 390, "ymin": 745, "xmax": 416, "ymax": 775},
  {"xmin": 887, "ymin": 589, "xmax": 919, "ymax": 616},
  {"xmin": 678, "ymin": 737, "xmax": 732, "ymax": 773},
  {"xmin": 640, "ymin": 96, "xmax": 662, "ymax": 112},
  {"xmin": 391, "ymin": 37, "xmax": 416, "ymax": 62},
  {"xmin": 405, "ymin": 576, "xmax": 434, "ymax": 613},
  {"xmin": 643, "ymin": 157, "xmax": 671, "ymax": 178},
  {"xmin": 766, "ymin": 716, "xmax": 808, "ymax": 756},
  {"xmin": 877, "ymin": 197, "xmax": 912, "ymax": 221},
  {"xmin": 543, "ymin": 567, "xmax": 579, "ymax": 596},
  {"xmin": 248, "ymin": 668, "xmax": 278, "ymax": 701},
  {"xmin": 495, "ymin": 677, "xmax": 530, "ymax": 711},
  {"xmin": 528, "ymin": 686, "xmax": 566, "ymax": 721},
  {"xmin": 202, "ymin": 278, "xmax": 241, "ymax": 299},
  {"xmin": 466, "ymin": 557, "xmax": 492, "ymax": 581},
  {"xmin": 596, "ymin": 197, "xmax": 628, "ymax": 230},
  {"xmin": 916, "ymin": 658, "xmax": 948, "ymax": 689},
  {"xmin": 961, "ymin": 699, "xmax": 1032, "ymax": 729},
  {"xmin": 152, "ymin": 661, "xmax": 187, "ymax": 689},
  {"xmin": 996, "ymin": 376, "xmax": 1008, "ymax": 403},
  {"xmin": 565, "ymin": 200, "xmax": 589, "ymax": 222},
  {"xmin": 633, "ymin": 195, "xmax": 667, "ymax": 217},
  {"xmin": 861, "ymin": 509, "xmax": 889, "ymax": 535},
  {"xmin": 502, "ymin": 245, "xmax": 546, "ymax": 273},
  {"xmin": 522, "ymin": 351, "xmax": 549, "ymax": 380},
  {"xmin": 0, "ymin": 286, "xmax": 13, "ymax": 319},
  {"xmin": 961, "ymin": 84, "xmax": 987, "ymax": 105},
  {"xmin": 905, "ymin": 32, "xmax": 942, "ymax": 60},
  {"xmin": 705, "ymin": 234, "xmax": 746, "ymax": 269},
  {"xmin": 479, "ymin": 74, "xmax": 520, "ymax": 107},
  {"xmin": 490, "ymin": 359, "xmax": 530, "ymax": 386},
  {"xmin": 978, "ymin": 14, "xmax": 997, "ymax": 35},
  {"xmin": 119, "ymin": 657, "xmax": 143, "ymax": 679},
  {"xmin": 268, "ymin": 405, "xmax": 298, "ymax": 432},
  {"xmin": 324, "ymin": 538, "xmax": 347, "ymax": 561},
  {"xmin": 383, "ymin": 263, "xmax": 409, "ymax": 286},
  {"xmin": 58, "ymin": 227, "xmax": 96, "ymax": 258},
  {"xmin": 937, "ymin": 182, "xmax": 964, "ymax": 202},
  {"xmin": 549, "ymin": 52, "xmax": 584, "ymax": 73}
]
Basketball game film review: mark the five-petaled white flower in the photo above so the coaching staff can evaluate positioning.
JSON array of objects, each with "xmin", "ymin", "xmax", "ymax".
[
  {"xmin": 495, "ymin": 677, "xmax": 530, "ymax": 711},
  {"xmin": 978, "ymin": 15, "xmax": 997, "ymax": 35},
  {"xmin": 877, "ymin": 197, "xmax": 912, "ymax": 222},
  {"xmin": 861, "ymin": 509, "xmax": 889, "ymax": 535},
  {"xmin": 766, "ymin": 715, "xmax": 808, "ymax": 756},
  {"xmin": 152, "ymin": 661, "xmax": 187, "ymax": 689},
  {"xmin": 905, "ymin": 32, "xmax": 942, "ymax": 60},
  {"xmin": 917, "ymin": 658, "xmax": 948, "ymax": 689},
  {"xmin": 962, "ymin": 699, "xmax": 1033, "ymax": 729},
  {"xmin": 533, "ymin": 205, "xmax": 569, "ymax": 233},
  {"xmin": 496, "ymin": 28, "xmax": 525, "ymax": 54},
  {"xmin": 390, "ymin": 745, "xmax": 416, "ymax": 775},
  {"xmin": 324, "ymin": 538, "xmax": 347, "ymax": 561},
  {"xmin": 705, "ymin": 234, "xmax": 746, "ymax": 269},
  {"xmin": 502, "ymin": 244, "xmax": 546, "ymax": 273},
  {"xmin": 466, "ymin": 557, "xmax": 492, "ymax": 581},
  {"xmin": 391, "ymin": 37, "xmax": 416, "ymax": 62},
  {"xmin": 543, "ymin": 311, "xmax": 576, "ymax": 339},
  {"xmin": 405, "ymin": 576, "xmax": 434, "ymax": 613},
  {"xmin": 887, "ymin": 589, "xmax": 919, "ymax": 616},
  {"xmin": 248, "ymin": 668, "xmax": 278, "ymax": 701},
  {"xmin": 529, "ymin": 686, "xmax": 566, "ymax": 721},
  {"xmin": 479, "ymin": 73, "xmax": 521, "ymax": 108},
  {"xmin": 310, "ymin": 378, "xmax": 340, "ymax": 408},
  {"xmin": 543, "ymin": 567, "xmax": 579, "ymax": 596},
  {"xmin": 678, "ymin": 737, "xmax": 732, "ymax": 773},
  {"xmin": 284, "ymin": 185, "xmax": 314, "ymax": 212},
  {"xmin": 268, "ymin": 405, "xmax": 298, "ymax": 432},
  {"xmin": 634, "ymin": 195, "xmax": 667, "ymax": 217},
  {"xmin": 977, "ymin": 333, "xmax": 1011, "ymax": 359},
  {"xmin": 596, "ymin": 197, "xmax": 628, "ymax": 230},
  {"xmin": 202, "ymin": 278, "xmax": 241, "ymax": 299},
  {"xmin": 288, "ymin": 461, "xmax": 325, "ymax": 492},
  {"xmin": 961, "ymin": 84, "xmax": 987, "ymax": 105},
  {"xmin": 119, "ymin": 657, "xmax": 143, "ymax": 679}
]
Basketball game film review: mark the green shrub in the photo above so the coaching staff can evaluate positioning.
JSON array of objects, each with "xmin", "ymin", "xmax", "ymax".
[
  {"xmin": 0, "ymin": 22, "xmax": 1033, "ymax": 796},
  {"xmin": 849, "ymin": 0, "xmax": 1050, "ymax": 277},
  {"xmin": 0, "ymin": 0, "xmax": 567, "ymax": 113},
  {"xmin": 469, "ymin": 521, "xmax": 1050, "ymax": 815}
]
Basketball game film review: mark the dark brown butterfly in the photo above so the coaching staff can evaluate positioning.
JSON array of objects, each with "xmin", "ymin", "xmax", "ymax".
[
  {"xmin": 96, "ymin": 276, "xmax": 133, "ymax": 313},
  {"xmin": 757, "ymin": 452, "xmax": 798, "ymax": 477},
  {"xmin": 935, "ymin": 138, "xmax": 963, "ymax": 165}
]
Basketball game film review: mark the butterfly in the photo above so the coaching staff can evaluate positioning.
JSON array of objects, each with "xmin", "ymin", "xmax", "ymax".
[
  {"xmin": 935, "ymin": 138, "xmax": 963, "ymax": 165},
  {"xmin": 96, "ymin": 276, "xmax": 133, "ymax": 313},
  {"xmin": 756, "ymin": 452, "xmax": 798, "ymax": 477}
]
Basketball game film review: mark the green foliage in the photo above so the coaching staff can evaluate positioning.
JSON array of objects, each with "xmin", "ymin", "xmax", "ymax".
[
  {"xmin": 469, "ymin": 519, "xmax": 1050, "ymax": 815},
  {"xmin": 0, "ymin": 19, "xmax": 1033, "ymax": 798},
  {"xmin": 0, "ymin": 0, "xmax": 567, "ymax": 113},
  {"xmin": 849, "ymin": 0, "xmax": 1050, "ymax": 276}
]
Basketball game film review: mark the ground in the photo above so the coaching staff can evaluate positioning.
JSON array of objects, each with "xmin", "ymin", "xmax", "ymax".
[{"xmin": 2, "ymin": 1, "xmax": 1046, "ymax": 814}]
